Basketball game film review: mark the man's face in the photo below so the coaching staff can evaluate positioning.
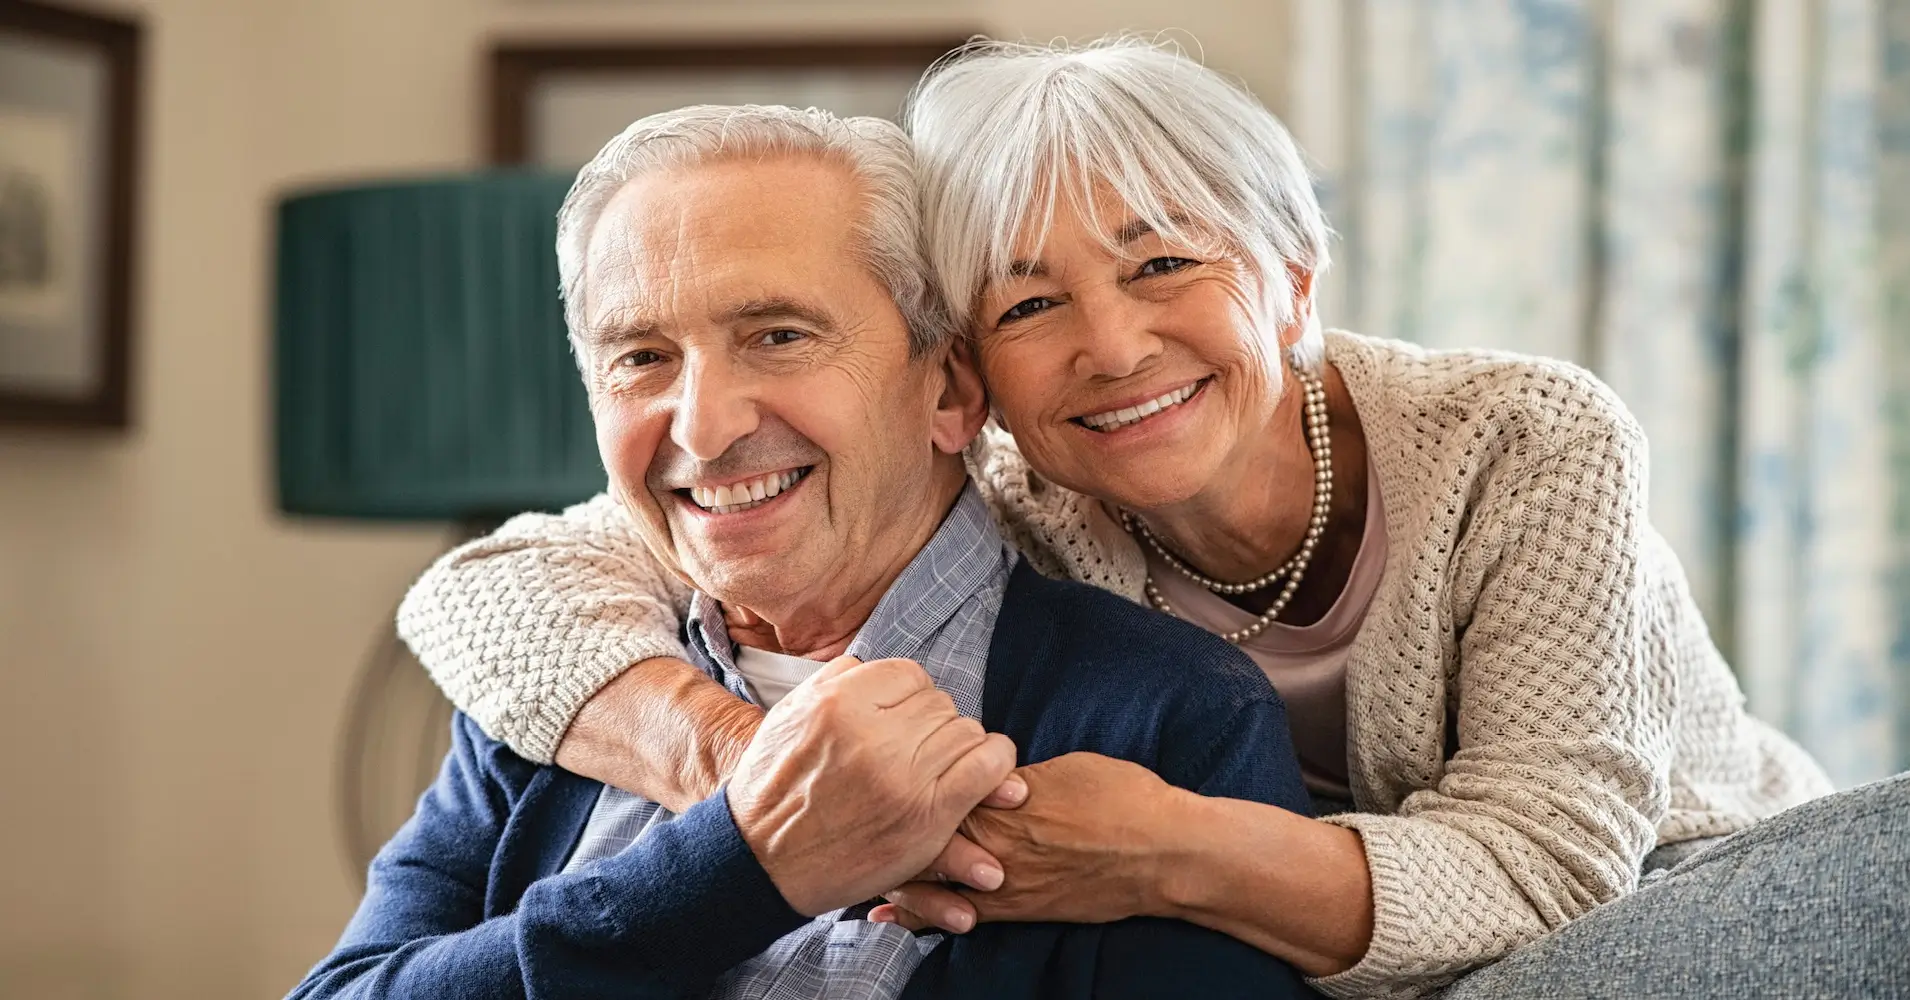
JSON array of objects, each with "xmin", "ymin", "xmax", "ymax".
[{"xmin": 575, "ymin": 156, "xmax": 977, "ymax": 625}]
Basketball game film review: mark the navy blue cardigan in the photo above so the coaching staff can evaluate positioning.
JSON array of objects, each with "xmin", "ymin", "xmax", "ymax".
[{"xmin": 291, "ymin": 563, "xmax": 1320, "ymax": 1000}]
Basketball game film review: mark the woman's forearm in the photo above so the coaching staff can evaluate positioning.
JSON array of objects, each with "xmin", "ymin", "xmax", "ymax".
[
  {"xmin": 553, "ymin": 657, "xmax": 765, "ymax": 812},
  {"xmin": 1155, "ymin": 791, "xmax": 1375, "ymax": 978}
]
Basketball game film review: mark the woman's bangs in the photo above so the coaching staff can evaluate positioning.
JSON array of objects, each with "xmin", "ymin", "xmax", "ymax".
[{"xmin": 975, "ymin": 106, "xmax": 1240, "ymax": 293}]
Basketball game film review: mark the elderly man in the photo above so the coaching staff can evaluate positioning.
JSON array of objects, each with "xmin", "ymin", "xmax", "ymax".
[{"xmin": 291, "ymin": 105, "xmax": 1317, "ymax": 1000}]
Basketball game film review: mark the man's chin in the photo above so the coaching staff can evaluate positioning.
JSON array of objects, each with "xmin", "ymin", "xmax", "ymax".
[
  {"xmin": 672, "ymin": 522, "xmax": 812, "ymax": 592},
  {"xmin": 678, "ymin": 550, "xmax": 811, "ymax": 612}
]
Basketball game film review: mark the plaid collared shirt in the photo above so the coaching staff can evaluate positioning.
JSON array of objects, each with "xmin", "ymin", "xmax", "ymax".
[{"xmin": 561, "ymin": 483, "xmax": 1016, "ymax": 1000}]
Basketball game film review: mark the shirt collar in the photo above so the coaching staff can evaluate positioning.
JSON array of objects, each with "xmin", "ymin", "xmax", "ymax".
[
  {"xmin": 846, "ymin": 482, "xmax": 1006, "ymax": 668},
  {"xmin": 682, "ymin": 481, "xmax": 1010, "ymax": 710}
]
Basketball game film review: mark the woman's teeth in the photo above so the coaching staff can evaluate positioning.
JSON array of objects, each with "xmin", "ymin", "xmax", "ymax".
[
  {"xmin": 689, "ymin": 468, "xmax": 809, "ymax": 514},
  {"xmin": 1079, "ymin": 381, "xmax": 1202, "ymax": 432}
]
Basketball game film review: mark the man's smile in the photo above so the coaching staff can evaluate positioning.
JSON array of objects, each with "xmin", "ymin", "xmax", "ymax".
[{"xmin": 678, "ymin": 465, "xmax": 815, "ymax": 516}]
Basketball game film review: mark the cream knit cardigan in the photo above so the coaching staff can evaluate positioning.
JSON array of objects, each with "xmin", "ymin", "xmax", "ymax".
[{"xmin": 397, "ymin": 330, "xmax": 1832, "ymax": 999}]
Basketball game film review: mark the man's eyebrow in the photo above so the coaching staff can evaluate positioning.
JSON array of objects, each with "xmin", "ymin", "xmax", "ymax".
[
  {"xmin": 579, "ymin": 314, "xmax": 659, "ymax": 350},
  {"xmin": 720, "ymin": 297, "xmax": 838, "ymax": 331}
]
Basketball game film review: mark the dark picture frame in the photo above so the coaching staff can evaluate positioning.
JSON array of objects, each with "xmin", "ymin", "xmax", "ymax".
[
  {"xmin": 488, "ymin": 36, "xmax": 972, "ymax": 166},
  {"xmin": 0, "ymin": 0, "xmax": 141, "ymax": 429}
]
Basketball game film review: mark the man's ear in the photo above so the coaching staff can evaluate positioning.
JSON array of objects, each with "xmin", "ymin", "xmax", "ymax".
[{"xmin": 929, "ymin": 337, "xmax": 989, "ymax": 456}]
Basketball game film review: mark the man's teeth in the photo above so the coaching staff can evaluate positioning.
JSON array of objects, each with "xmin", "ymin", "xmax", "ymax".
[
  {"xmin": 1079, "ymin": 381, "xmax": 1201, "ymax": 432},
  {"xmin": 689, "ymin": 468, "xmax": 808, "ymax": 514}
]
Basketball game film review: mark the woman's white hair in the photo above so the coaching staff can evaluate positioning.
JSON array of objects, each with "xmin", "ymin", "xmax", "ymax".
[
  {"xmin": 905, "ymin": 36, "xmax": 1331, "ymax": 370},
  {"xmin": 555, "ymin": 104, "xmax": 955, "ymax": 360}
]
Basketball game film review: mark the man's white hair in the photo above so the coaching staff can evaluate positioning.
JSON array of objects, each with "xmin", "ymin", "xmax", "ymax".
[
  {"xmin": 555, "ymin": 104, "xmax": 955, "ymax": 361},
  {"xmin": 906, "ymin": 36, "xmax": 1332, "ymax": 370}
]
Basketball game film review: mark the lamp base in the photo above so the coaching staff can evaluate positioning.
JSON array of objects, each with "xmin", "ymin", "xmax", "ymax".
[{"xmin": 336, "ymin": 518, "xmax": 502, "ymax": 882}]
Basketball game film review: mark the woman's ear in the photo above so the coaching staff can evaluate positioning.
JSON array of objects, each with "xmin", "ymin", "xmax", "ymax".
[
  {"xmin": 930, "ymin": 337, "xmax": 989, "ymax": 456},
  {"xmin": 1278, "ymin": 266, "xmax": 1317, "ymax": 349}
]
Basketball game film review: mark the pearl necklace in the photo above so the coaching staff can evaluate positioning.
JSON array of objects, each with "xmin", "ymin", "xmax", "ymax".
[{"xmin": 1121, "ymin": 366, "xmax": 1332, "ymax": 645}]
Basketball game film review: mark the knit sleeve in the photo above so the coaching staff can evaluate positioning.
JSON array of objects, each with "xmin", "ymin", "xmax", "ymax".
[
  {"xmin": 396, "ymin": 493, "xmax": 694, "ymax": 765},
  {"xmin": 1308, "ymin": 405, "xmax": 1674, "ymax": 1000}
]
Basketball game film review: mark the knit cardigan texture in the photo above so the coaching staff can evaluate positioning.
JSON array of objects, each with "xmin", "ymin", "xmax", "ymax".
[{"xmin": 396, "ymin": 330, "xmax": 1833, "ymax": 999}]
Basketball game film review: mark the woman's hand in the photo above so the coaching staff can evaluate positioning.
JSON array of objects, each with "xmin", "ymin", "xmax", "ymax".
[
  {"xmin": 869, "ymin": 775, "xmax": 1031, "ymax": 932},
  {"xmin": 871, "ymin": 752, "xmax": 1187, "ymax": 932}
]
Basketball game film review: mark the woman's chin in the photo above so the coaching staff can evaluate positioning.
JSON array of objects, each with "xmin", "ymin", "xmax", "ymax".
[{"xmin": 1053, "ymin": 451, "xmax": 1220, "ymax": 513}]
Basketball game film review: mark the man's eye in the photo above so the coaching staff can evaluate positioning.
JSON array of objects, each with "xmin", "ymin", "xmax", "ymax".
[
  {"xmin": 617, "ymin": 349, "xmax": 665, "ymax": 368},
  {"xmin": 999, "ymin": 297, "xmax": 1056, "ymax": 324},
  {"xmin": 760, "ymin": 329, "xmax": 807, "ymax": 347},
  {"xmin": 1136, "ymin": 257, "xmax": 1197, "ymax": 278}
]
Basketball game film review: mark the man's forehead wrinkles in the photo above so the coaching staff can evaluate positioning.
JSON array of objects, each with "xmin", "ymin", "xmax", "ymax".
[
  {"xmin": 586, "ymin": 300, "xmax": 657, "ymax": 337},
  {"xmin": 579, "ymin": 167, "xmax": 878, "ymax": 349}
]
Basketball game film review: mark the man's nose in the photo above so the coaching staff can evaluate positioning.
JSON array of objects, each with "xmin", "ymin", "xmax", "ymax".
[
  {"xmin": 1071, "ymin": 292, "xmax": 1164, "ymax": 381},
  {"xmin": 671, "ymin": 356, "xmax": 760, "ymax": 462}
]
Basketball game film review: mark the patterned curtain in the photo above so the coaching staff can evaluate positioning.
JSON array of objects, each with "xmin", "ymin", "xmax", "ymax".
[{"xmin": 1291, "ymin": 0, "xmax": 1910, "ymax": 784}]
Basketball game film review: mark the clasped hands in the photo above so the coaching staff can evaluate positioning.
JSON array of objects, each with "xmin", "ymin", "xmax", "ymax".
[{"xmin": 727, "ymin": 655, "xmax": 1175, "ymax": 931}]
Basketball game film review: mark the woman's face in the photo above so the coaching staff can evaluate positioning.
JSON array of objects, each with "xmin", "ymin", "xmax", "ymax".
[{"xmin": 972, "ymin": 188, "xmax": 1295, "ymax": 512}]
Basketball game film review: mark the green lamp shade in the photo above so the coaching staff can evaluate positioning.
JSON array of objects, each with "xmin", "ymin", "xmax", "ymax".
[{"xmin": 275, "ymin": 173, "xmax": 606, "ymax": 519}]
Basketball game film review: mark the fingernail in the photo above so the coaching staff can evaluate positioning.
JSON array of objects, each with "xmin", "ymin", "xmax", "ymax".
[
  {"xmin": 869, "ymin": 909, "xmax": 894, "ymax": 924},
  {"xmin": 947, "ymin": 910, "xmax": 974, "ymax": 933},
  {"xmin": 1001, "ymin": 777, "xmax": 1029, "ymax": 805},
  {"xmin": 970, "ymin": 863, "xmax": 1004, "ymax": 891}
]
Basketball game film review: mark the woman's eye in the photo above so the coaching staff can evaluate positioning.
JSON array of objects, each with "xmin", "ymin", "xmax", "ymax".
[
  {"xmin": 999, "ymin": 297, "xmax": 1057, "ymax": 324},
  {"xmin": 760, "ymin": 329, "xmax": 807, "ymax": 347},
  {"xmin": 1136, "ymin": 256, "xmax": 1197, "ymax": 278}
]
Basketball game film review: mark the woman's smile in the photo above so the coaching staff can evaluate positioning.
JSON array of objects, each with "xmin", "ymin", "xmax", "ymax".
[{"xmin": 1071, "ymin": 377, "xmax": 1211, "ymax": 433}]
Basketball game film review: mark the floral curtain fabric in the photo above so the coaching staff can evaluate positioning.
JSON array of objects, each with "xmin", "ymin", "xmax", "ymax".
[{"xmin": 1292, "ymin": 0, "xmax": 1910, "ymax": 784}]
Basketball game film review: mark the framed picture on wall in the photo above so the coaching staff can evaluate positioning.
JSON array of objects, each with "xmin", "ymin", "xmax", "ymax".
[
  {"xmin": 488, "ymin": 36, "xmax": 973, "ymax": 168},
  {"xmin": 0, "ymin": 0, "xmax": 141, "ymax": 429}
]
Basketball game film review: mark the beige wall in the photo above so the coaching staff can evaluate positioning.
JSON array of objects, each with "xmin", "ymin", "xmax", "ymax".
[{"xmin": 0, "ymin": 1, "xmax": 1289, "ymax": 996}]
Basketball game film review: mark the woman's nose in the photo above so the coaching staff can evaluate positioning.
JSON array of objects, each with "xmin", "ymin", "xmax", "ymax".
[
  {"xmin": 1071, "ymin": 295, "xmax": 1164, "ymax": 381},
  {"xmin": 671, "ymin": 356, "xmax": 760, "ymax": 462}
]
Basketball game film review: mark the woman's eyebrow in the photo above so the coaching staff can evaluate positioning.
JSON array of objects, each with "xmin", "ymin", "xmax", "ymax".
[
  {"xmin": 999, "ymin": 212, "xmax": 1200, "ymax": 278},
  {"xmin": 1115, "ymin": 212, "xmax": 1193, "ymax": 245},
  {"xmin": 1115, "ymin": 219, "xmax": 1157, "ymax": 244}
]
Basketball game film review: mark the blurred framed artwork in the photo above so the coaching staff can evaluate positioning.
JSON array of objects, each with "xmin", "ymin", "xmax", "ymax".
[
  {"xmin": 0, "ymin": 0, "xmax": 141, "ymax": 429},
  {"xmin": 488, "ymin": 37, "xmax": 971, "ymax": 168}
]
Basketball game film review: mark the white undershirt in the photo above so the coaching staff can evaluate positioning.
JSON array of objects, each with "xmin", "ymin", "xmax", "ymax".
[{"xmin": 734, "ymin": 644, "xmax": 830, "ymax": 710}]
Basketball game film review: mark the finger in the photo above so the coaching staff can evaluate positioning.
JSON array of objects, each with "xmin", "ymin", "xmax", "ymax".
[
  {"xmin": 981, "ymin": 773, "xmax": 1029, "ymax": 809},
  {"xmin": 933, "ymin": 732, "xmax": 1017, "ymax": 817},
  {"xmin": 867, "ymin": 903, "xmax": 938, "ymax": 933},
  {"xmin": 911, "ymin": 712, "xmax": 990, "ymax": 779},
  {"xmin": 809, "ymin": 654, "xmax": 864, "ymax": 683},
  {"xmin": 828, "ymin": 656, "xmax": 934, "ymax": 709},
  {"xmin": 889, "ymin": 682, "xmax": 961, "ymax": 728},
  {"xmin": 924, "ymin": 832, "xmax": 1004, "ymax": 891},
  {"xmin": 882, "ymin": 882, "xmax": 979, "ymax": 934}
]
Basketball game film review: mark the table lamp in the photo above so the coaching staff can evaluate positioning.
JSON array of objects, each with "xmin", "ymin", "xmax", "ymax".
[{"xmin": 274, "ymin": 172, "xmax": 600, "ymax": 874}]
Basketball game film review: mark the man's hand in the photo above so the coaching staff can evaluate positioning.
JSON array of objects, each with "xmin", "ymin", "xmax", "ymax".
[{"xmin": 726, "ymin": 655, "xmax": 1017, "ymax": 916}]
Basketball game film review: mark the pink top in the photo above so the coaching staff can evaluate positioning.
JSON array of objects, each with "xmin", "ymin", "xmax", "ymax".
[{"xmin": 1142, "ymin": 463, "xmax": 1387, "ymax": 800}]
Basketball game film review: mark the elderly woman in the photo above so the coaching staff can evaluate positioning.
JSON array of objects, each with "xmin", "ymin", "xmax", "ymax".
[{"xmin": 398, "ymin": 38, "xmax": 1908, "ymax": 998}]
